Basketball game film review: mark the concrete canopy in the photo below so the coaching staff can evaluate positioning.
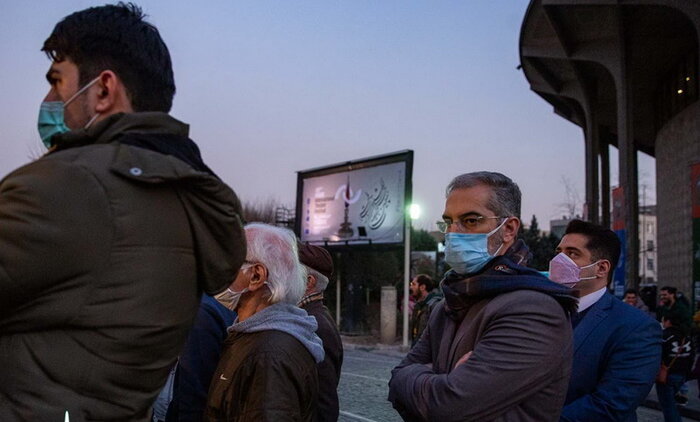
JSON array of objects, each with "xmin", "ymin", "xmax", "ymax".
[{"xmin": 519, "ymin": 0, "xmax": 700, "ymax": 289}]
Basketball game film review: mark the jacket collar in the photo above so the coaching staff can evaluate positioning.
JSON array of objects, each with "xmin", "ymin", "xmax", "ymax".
[
  {"xmin": 441, "ymin": 254, "xmax": 579, "ymax": 321},
  {"xmin": 51, "ymin": 112, "xmax": 189, "ymax": 150},
  {"xmin": 573, "ymin": 291, "xmax": 614, "ymax": 353}
]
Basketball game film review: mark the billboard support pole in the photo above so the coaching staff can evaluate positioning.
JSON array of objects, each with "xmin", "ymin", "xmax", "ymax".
[{"xmin": 403, "ymin": 216, "xmax": 410, "ymax": 348}]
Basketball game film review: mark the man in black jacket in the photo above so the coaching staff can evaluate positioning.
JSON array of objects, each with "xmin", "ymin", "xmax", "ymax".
[
  {"xmin": 206, "ymin": 224, "xmax": 324, "ymax": 422},
  {"xmin": 299, "ymin": 243, "xmax": 344, "ymax": 422}
]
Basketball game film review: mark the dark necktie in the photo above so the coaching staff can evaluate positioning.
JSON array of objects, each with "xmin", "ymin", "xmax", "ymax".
[{"xmin": 571, "ymin": 307, "xmax": 591, "ymax": 329}]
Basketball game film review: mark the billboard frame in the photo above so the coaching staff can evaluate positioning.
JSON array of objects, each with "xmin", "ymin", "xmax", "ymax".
[{"xmin": 294, "ymin": 150, "xmax": 414, "ymax": 251}]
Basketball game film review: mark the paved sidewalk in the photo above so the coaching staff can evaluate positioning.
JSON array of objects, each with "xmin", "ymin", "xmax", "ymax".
[{"xmin": 343, "ymin": 337, "xmax": 700, "ymax": 421}]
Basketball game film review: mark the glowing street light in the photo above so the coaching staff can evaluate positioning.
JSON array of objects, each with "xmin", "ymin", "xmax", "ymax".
[
  {"xmin": 402, "ymin": 202, "xmax": 421, "ymax": 348},
  {"xmin": 408, "ymin": 203, "xmax": 421, "ymax": 220}
]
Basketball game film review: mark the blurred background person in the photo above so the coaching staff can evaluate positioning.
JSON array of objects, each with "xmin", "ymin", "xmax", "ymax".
[
  {"xmin": 656, "ymin": 315, "xmax": 694, "ymax": 422},
  {"xmin": 408, "ymin": 274, "xmax": 442, "ymax": 347}
]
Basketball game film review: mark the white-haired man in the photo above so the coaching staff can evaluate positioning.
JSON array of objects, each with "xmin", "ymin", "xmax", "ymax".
[{"xmin": 205, "ymin": 224, "xmax": 324, "ymax": 422}]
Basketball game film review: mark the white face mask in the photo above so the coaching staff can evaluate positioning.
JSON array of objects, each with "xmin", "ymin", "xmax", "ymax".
[{"xmin": 214, "ymin": 287, "xmax": 248, "ymax": 311}]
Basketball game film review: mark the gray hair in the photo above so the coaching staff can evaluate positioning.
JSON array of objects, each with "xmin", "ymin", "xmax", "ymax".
[
  {"xmin": 305, "ymin": 266, "xmax": 330, "ymax": 293},
  {"xmin": 446, "ymin": 171, "xmax": 521, "ymax": 218},
  {"xmin": 244, "ymin": 223, "xmax": 307, "ymax": 305}
]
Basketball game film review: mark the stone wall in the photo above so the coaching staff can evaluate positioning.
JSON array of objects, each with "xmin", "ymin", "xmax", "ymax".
[{"xmin": 655, "ymin": 100, "xmax": 700, "ymax": 296}]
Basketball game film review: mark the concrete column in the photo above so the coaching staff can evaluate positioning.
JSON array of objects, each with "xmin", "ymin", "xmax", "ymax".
[
  {"xmin": 380, "ymin": 286, "xmax": 397, "ymax": 344},
  {"xmin": 616, "ymin": 14, "xmax": 640, "ymax": 289},
  {"xmin": 600, "ymin": 138, "xmax": 611, "ymax": 228},
  {"xmin": 585, "ymin": 111, "xmax": 600, "ymax": 224}
]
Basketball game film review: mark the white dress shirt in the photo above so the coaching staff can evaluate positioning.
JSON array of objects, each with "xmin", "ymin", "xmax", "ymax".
[{"xmin": 577, "ymin": 287, "xmax": 607, "ymax": 313}]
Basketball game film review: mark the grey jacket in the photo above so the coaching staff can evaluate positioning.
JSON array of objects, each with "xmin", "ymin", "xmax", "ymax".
[{"xmin": 389, "ymin": 256, "xmax": 575, "ymax": 422}]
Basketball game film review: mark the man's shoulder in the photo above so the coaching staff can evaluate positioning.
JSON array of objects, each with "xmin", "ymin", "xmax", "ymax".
[
  {"xmin": 606, "ymin": 294, "xmax": 658, "ymax": 327},
  {"xmin": 586, "ymin": 294, "xmax": 661, "ymax": 341},
  {"xmin": 306, "ymin": 303, "xmax": 339, "ymax": 333},
  {"xmin": 492, "ymin": 288, "xmax": 566, "ymax": 310},
  {"xmin": 2, "ymin": 145, "xmax": 114, "ymax": 186},
  {"xmin": 242, "ymin": 330, "xmax": 312, "ymax": 357}
]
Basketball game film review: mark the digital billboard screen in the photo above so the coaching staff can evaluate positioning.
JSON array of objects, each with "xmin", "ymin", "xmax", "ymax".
[{"xmin": 295, "ymin": 151, "xmax": 413, "ymax": 246}]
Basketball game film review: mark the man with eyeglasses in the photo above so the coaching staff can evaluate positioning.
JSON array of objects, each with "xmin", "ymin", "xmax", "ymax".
[{"xmin": 388, "ymin": 171, "xmax": 578, "ymax": 422}]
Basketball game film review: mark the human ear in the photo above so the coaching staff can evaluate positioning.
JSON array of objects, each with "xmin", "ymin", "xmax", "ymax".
[
  {"xmin": 307, "ymin": 275, "xmax": 317, "ymax": 291},
  {"xmin": 502, "ymin": 217, "xmax": 520, "ymax": 243},
  {"xmin": 597, "ymin": 260, "xmax": 611, "ymax": 278},
  {"xmin": 248, "ymin": 263, "xmax": 269, "ymax": 290},
  {"xmin": 93, "ymin": 70, "xmax": 133, "ymax": 114}
]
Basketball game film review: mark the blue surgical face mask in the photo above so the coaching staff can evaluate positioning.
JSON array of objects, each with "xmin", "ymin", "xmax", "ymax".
[
  {"xmin": 444, "ymin": 218, "xmax": 508, "ymax": 275},
  {"xmin": 38, "ymin": 77, "xmax": 100, "ymax": 148}
]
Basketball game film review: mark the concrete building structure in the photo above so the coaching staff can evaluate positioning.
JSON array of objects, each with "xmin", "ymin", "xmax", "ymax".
[
  {"xmin": 639, "ymin": 205, "xmax": 658, "ymax": 284},
  {"xmin": 519, "ymin": 0, "xmax": 700, "ymax": 298},
  {"xmin": 550, "ymin": 216, "xmax": 573, "ymax": 239}
]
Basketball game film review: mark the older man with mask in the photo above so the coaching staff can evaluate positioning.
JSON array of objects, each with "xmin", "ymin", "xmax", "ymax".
[
  {"xmin": 389, "ymin": 171, "xmax": 578, "ymax": 422},
  {"xmin": 298, "ymin": 243, "xmax": 344, "ymax": 422},
  {"xmin": 206, "ymin": 224, "xmax": 324, "ymax": 422}
]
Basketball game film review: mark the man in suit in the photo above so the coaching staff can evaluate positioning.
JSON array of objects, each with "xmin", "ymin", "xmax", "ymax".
[{"xmin": 549, "ymin": 219, "xmax": 662, "ymax": 421}]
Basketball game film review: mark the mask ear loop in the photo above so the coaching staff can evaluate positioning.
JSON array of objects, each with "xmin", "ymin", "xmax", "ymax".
[
  {"xmin": 488, "ymin": 217, "xmax": 510, "ymax": 256},
  {"xmin": 64, "ymin": 77, "xmax": 100, "ymax": 107},
  {"xmin": 84, "ymin": 113, "xmax": 100, "ymax": 129},
  {"xmin": 64, "ymin": 77, "xmax": 102, "ymax": 130},
  {"xmin": 577, "ymin": 260, "xmax": 603, "ymax": 281}
]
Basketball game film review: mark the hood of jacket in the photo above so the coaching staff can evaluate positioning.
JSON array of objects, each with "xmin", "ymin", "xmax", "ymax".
[
  {"xmin": 51, "ymin": 112, "xmax": 246, "ymax": 295},
  {"xmin": 230, "ymin": 302, "xmax": 325, "ymax": 363},
  {"xmin": 441, "ymin": 240, "xmax": 579, "ymax": 320}
]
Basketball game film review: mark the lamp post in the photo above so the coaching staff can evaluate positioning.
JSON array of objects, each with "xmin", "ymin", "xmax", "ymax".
[{"xmin": 403, "ymin": 204, "xmax": 421, "ymax": 348}]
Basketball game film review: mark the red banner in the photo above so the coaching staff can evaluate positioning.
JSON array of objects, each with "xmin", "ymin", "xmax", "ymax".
[{"xmin": 612, "ymin": 186, "xmax": 625, "ymax": 231}]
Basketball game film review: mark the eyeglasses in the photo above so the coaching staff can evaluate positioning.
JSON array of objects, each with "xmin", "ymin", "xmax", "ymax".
[{"xmin": 436, "ymin": 215, "xmax": 507, "ymax": 233}]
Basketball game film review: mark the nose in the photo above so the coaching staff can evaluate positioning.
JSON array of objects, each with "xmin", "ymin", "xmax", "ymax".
[
  {"xmin": 43, "ymin": 88, "xmax": 59, "ymax": 103},
  {"xmin": 445, "ymin": 221, "xmax": 462, "ymax": 234}
]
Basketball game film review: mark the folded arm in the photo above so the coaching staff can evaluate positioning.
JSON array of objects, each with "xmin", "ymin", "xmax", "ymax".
[{"xmin": 389, "ymin": 294, "xmax": 571, "ymax": 421}]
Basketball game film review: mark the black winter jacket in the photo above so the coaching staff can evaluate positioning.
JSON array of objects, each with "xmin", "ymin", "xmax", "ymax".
[
  {"xmin": 206, "ymin": 330, "xmax": 318, "ymax": 421},
  {"xmin": 303, "ymin": 300, "xmax": 343, "ymax": 421}
]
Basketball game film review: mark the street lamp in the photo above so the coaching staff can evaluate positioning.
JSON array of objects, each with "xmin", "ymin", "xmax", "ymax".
[
  {"xmin": 409, "ymin": 203, "xmax": 422, "ymax": 220},
  {"xmin": 403, "ymin": 203, "xmax": 421, "ymax": 348}
]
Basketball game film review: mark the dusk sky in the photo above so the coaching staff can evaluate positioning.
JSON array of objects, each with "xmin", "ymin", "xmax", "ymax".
[{"xmin": 0, "ymin": 1, "xmax": 656, "ymax": 231}]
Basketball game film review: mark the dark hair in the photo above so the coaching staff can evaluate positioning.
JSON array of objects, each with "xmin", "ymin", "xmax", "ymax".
[
  {"xmin": 624, "ymin": 289, "xmax": 638, "ymax": 296},
  {"xmin": 42, "ymin": 2, "xmax": 175, "ymax": 112},
  {"xmin": 564, "ymin": 219, "xmax": 621, "ymax": 283},
  {"xmin": 446, "ymin": 171, "xmax": 522, "ymax": 219},
  {"xmin": 414, "ymin": 274, "xmax": 434, "ymax": 292},
  {"xmin": 660, "ymin": 286, "xmax": 677, "ymax": 294}
]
